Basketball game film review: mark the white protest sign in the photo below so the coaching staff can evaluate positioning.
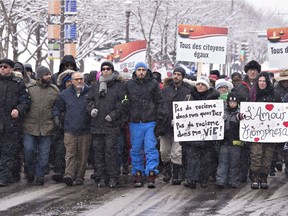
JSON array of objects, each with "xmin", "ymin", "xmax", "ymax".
[
  {"xmin": 173, "ymin": 100, "xmax": 224, "ymax": 142},
  {"xmin": 240, "ymin": 102, "xmax": 288, "ymax": 143},
  {"xmin": 267, "ymin": 27, "xmax": 288, "ymax": 69},
  {"xmin": 176, "ymin": 24, "xmax": 228, "ymax": 64}
]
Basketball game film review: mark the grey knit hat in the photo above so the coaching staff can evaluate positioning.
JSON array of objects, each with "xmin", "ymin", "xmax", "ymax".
[{"xmin": 36, "ymin": 66, "xmax": 50, "ymax": 78}]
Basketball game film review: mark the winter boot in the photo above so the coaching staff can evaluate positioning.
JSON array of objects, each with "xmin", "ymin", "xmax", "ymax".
[
  {"xmin": 63, "ymin": 176, "xmax": 73, "ymax": 186},
  {"xmin": 171, "ymin": 163, "xmax": 182, "ymax": 185},
  {"xmin": 52, "ymin": 173, "xmax": 64, "ymax": 183},
  {"xmin": 108, "ymin": 178, "xmax": 117, "ymax": 188},
  {"xmin": 259, "ymin": 173, "xmax": 269, "ymax": 189},
  {"xmin": 250, "ymin": 173, "xmax": 260, "ymax": 189},
  {"xmin": 96, "ymin": 179, "xmax": 106, "ymax": 188},
  {"xmin": 122, "ymin": 164, "xmax": 129, "ymax": 175},
  {"xmin": 188, "ymin": 181, "xmax": 197, "ymax": 189},
  {"xmin": 27, "ymin": 172, "xmax": 35, "ymax": 184},
  {"xmin": 275, "ymin": 161, "xmax": 283, "ymax": 171},
  {"xmin": 134, "ymin": 171, "xmax": 144, "ymax": 187},
  {"xmin": 147, "ymin": 171, "xmax": 157, "ymax": 189},
  {"xmin": 162, "ymin": 162, "xmax": 171, "ymax": 183}
]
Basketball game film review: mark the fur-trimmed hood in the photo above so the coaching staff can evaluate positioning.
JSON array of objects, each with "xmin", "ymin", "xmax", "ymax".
[{"xmin": 57, "ymin": 69, "xmax": 75, "ymax": 86}]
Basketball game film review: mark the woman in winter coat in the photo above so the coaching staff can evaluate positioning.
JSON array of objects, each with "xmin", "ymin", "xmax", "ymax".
[
  {"xmin": 184, "ymin": 76, "xmax": 219, "ymax": 189},
  {"xmin": 248, "ymin": 72, "xmax": 281, "ymax": 189},
  {"xmin": 86, "ymin": 61, "xmax": 126, "ymax": 188}
]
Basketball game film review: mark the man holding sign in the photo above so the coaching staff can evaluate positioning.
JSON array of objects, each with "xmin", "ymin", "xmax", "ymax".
[{"xmin": 158, "ymin": 67, "xmax": 192, "ymax": 185}]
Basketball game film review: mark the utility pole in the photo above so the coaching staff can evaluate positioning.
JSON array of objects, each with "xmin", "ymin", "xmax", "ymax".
[{"xmin": 60, "ymin": 0, "xmax": 65, "ymax": 59}]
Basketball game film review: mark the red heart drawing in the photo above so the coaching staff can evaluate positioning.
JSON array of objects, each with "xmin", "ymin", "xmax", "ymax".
[
  {"xmin": 283, "ymin": 122, "xmax": 288, "ymax": 127},
  {"xmin": 254, "ymin": 137, "xmax": 260, "ymax": 142},
  {"xmin": 265, "ymin": 104, "xmax": 274, "ymax": 111}
]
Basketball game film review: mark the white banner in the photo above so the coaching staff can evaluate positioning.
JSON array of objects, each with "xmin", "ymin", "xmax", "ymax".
[
  {"xmin": 240, "ymin": 102, "xmax": 288, "ymax": 143},
  {"xmin": 173, "ymin": 100, "xmax": 224, "ymax": 142},
  {"xmin": 113, "ymin": 40, "xmax": 147, "ymax": 73},
  {"xmin": 176, "ymin": 25, "xmax": 228, "ymax": 64},
  {"xmin": 267, "ymin": 27, "xmax": 288, "ymax": 69}
]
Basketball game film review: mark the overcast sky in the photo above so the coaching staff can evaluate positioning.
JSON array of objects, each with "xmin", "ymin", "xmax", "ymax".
[{"xmin": 245, "ymin": 0, "xmax": 288, "ymax": 13}]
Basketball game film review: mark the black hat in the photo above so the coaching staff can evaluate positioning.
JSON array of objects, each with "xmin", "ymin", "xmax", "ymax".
[
  {"xmin": 101, "ymin": 61, "xmax": 114, "ymax": 72},
  {"xmin": 227, "ymin": 92, "xmax": 240, "ymax": 104},
  {"xmin": 153, "ymin": 71, "xmax": 162, "ymax": 83},
  {"xmin": 24, "ymin": 63, "xmax": 33, "ymax": 72},
  {"xmin": 0, "ymin": 58, "xmax": 14, "ymax": 68},
  {"xmin": 210, "ymin": 70, "xmax": 220, "ymax": 79},
  {"xmin": 173, "ymin": 67, "xmax": 186, "ymax": 78},
  {"xmin": 244, "ymin": 60, "xmax": 261, "ymax": 73},
  {"xmin": 36, "ymin": 66, "xmax": 50, "ymax": 78},
  {"xmin": 14, "ymin": 62, "xmax": 24, "ymax": 72}
]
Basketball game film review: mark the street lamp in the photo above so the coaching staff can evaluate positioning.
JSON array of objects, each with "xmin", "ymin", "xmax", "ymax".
[{"xmin": 124, "ymin": 0, "xmax": 132, "ymax": 43}]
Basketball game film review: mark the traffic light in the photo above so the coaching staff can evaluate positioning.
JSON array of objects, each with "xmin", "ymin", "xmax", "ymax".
[{"xmin": 240, "ymin": 42, "xmax": 249, "ymax": 62}]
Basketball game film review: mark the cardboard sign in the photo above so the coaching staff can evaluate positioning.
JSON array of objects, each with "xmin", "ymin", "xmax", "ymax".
[
  {"xmin": 240, "ymin": 102, "xmax": 288, "ymax": 143},
  {"xmin": 267, "ymin": 27, "xmax": 288, "ymax": 69},
  {"xmin": 176, "ymin": 25, "xmax": 228, "ymax": 64},
  {"xmin": 173, "ymin": 100, "xmax": 224, "ymax": 142}
]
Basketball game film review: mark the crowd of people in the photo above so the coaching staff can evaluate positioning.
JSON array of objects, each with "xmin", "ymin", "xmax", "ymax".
[{"xmin": 0, "ymin": 56, "xmax": 287, "ymax": 191}]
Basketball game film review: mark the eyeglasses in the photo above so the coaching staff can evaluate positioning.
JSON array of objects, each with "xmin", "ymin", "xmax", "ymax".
[
  {"xmin": 73, "ymin": 78, "xmax": 84, "ymax": 81},
  {"xmin": 102, "ymin": 67, "xmax": 111, "ymax": 71},
  {"xmin": 0, "ymin": 65, "xmax": 10, "ymax": 69}
]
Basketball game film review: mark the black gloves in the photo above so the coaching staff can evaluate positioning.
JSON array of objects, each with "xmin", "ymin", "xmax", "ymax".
[{"xmin": 53, "ymin": 116, "xmax": 62, "ymax": 129}]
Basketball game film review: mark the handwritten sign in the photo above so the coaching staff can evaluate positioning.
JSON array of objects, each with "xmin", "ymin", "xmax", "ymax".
[
  {"xmin": 240, "ymin": 102, "xmax": 288, "ymax": 143},
  {"xmin": 173, "ymin": 100, "xmax": 224, "ymax": 142}
]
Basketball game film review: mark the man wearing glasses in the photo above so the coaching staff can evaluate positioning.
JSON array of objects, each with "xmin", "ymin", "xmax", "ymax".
[
  {"xmin": 0, "ymin": 58, "xmax": 31, "ymax": 186},
  {"xmin": 125, "ymin": 62, "xmax": 164, "ymax": 188},
  {"xmin": 54, "ymin": 72, "xmax": 91, "ymax": 186},
  {"xmin": 87, "ymin": 61, "xmax": 126, "ymax": 188}
]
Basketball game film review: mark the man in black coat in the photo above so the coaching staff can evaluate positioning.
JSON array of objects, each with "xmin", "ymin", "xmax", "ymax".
[
  {"xmin": 87, "ymin": 61, "xmax": 126, "ymax": 188},
  {"xmin": 0, "ymin": 58, "xmax": 31, "ymax": 186},
  {"xmin": 159, "ymin": 67, "xmax": 191, "ymax": 185},
  {"xmin": 125, "ymin": 62, "xmax": 164, "ymax": 188}
]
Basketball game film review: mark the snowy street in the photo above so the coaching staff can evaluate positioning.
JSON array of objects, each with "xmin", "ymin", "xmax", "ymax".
[{"xmin": 0, "ymin": 169, "xmax": 287, "ymax": 216}]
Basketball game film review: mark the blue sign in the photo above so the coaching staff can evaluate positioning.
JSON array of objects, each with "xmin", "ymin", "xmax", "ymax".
[
  {"xmin": 64, "ymin": 24, "xmax": 77, "ymax": 40},
  {"xmin": 65, "ymin": 0, "xmax": 77, "ymax": 13}
]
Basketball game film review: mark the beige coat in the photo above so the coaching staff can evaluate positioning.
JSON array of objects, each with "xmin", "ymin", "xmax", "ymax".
[{"xmin": 23, "ymin": 83, "xmax": 59, "ymax": 136}]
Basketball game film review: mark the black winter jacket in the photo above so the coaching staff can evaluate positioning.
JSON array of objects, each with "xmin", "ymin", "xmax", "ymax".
[
  {"xmin": 0, "ymin": 74, "xmax": 30, "ymax": 133},
  {"xmin": 222, "ymin": 108, "xmax": 240, "ymax": 145},
  {"xmin": 162, "ymin": 80, "xmax": 192, "ymax": 135},
  {"xmin": 87, "ymin": 73, "xmax": 126, "ymax": 134},
  {"xmin": 54, "ymin": 84, "xmax": 91, "ymax": 135},
  {"xmin": 125, "ymin": 69, "xmax": 164, "ymax": 123}
]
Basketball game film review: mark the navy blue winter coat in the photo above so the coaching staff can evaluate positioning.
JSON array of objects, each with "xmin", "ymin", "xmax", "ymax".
[{"xmin": 53, "ymin": 84, "xmax": 91, "ymax": 135}]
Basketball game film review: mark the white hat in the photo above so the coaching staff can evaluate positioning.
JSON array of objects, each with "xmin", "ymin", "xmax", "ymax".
[
  {"xmin": 275, "ymin": 69, "xmax": 288, "ymax": 82},
  {"xmin": 215, "ymin": 79, "xmax": 229, "ymax": 89},
  {"xmin": 195, "ymin": 76, "xmax": 210, "ymax": 89}
]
